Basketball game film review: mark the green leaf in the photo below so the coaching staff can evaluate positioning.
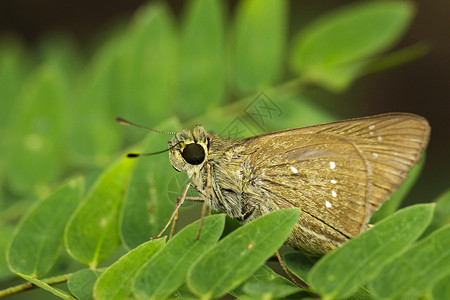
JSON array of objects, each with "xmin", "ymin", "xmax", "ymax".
[
  {"xmin": 0, "ymin": 37, "xmax": 28, "ymax": 134},
  {"xmin": 243, "ymin": 281, "xmax": 301, "ymax": 298},
  {"xmin": 261, "ymin": 93, "xmax": 336, "ymax": 133},
  {"xmin": 189, "ymin": 93, "xmax": 264, "ymax": 139},
  {"xmin": 308, "ymin": 204, "xmax": 434, "ymax": 299},
  {"xmin": 5, "ymin": 64, "xmax": 69, "ymax": 194},
  {"xmin": 191, "ymin": 92, "xmax": 335, "ymax": 142},
  {"xmin": 230, "ymin": 265, "xmax": 294, "ymax": 297},
  {"xmin": 133, "ymin": 214, "xmax": 225, "ymax": 300},
  {"xmin": 65, "ymin": 156, "xmax": 135, "ymax": 267},
  {"xmin": 187, "ymin": 208, "xmax": 299, "ymax": 299},
  {"xmin": 38, "ymin": 34, "xmax": 82, "ymax": 84},
  {"xmin": 174, "ymin": 0, "xmax": 226, "ymax": 119},
  {"xmin": 369, "ymin": 224, "xmax": 450, "ymax": 300},
  {"xmin": 120, "ymin": 118, "xmax": 181, "ymax": 249},
  {"xmin": 346, "ymin": 288, "xmax": 375, "ymax": 300},
  {"xmin": 232, "ymin": 0, "xmax": 287, "ymax": 93},
  {"xmin": 302, "ymin": 61, "xmax": 368, "ymax": 92},
  {"xmin": 116, "ymin": 3, "xmax": 176, "ymax": 141},
  {"xmin": 425, "ymin": 188, "xmax": 450, "ymax": 236},
  {"xmin": 283, "ymin": 252, "xmax": 318, "ymax": 284},
  {"xmin": 0, "ymin": 200, "xmax": 33, "ymax": 227},
  {"xmin": 67, "ymin": 37, "xmax": 123, "ymax": 166},
  {"xmin": 364, "ymin": 41, "xmax": 430, "ymax": 75},
  {"xmin": 290, "ymin": 1, "xmax": 415, "ymax": 91},
  {"xmin": 68, "ymin": 268, "xmax": 101, "ymax": 300},
  {"xmin": 0, "ymin": 226, "xmax": 14, "ymax": 281},
  {"xmin": 371, "ymin": 154, "xmax": 426, "ymax": 222},
  {"xmin": 172, "ymin": 283, "xmax": 198, "ymax": 299},
  {"xmin": 94, "ymin": 238, "xmax": 166, "ymax": 300},
  {"xmin": 431, "ymin": 273, "xmax": 450, "ymax": 300},
  {"xmin": 17, "ymin": 272, "xmax": 73, "ymax": 300},
  {"xmin": 7, "ymin": 178, "xmax": 83, "ymax": 277}
]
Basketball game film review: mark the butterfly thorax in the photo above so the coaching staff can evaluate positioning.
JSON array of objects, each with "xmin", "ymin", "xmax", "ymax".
[
  {"xmin": 168, "ymin": 126, "xmax": 255, "ymax": 220},
  {"xmin": 204, "ymin": 134, "xmax": 256, "ymax": 220}
]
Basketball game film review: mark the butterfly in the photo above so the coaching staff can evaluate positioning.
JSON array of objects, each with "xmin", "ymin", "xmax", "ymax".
[{"xmin": 119, "ymin": 112, "xmax": 430, "ymax": 255}]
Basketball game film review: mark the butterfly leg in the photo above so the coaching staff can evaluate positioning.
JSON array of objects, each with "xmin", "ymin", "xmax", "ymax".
[
  {"xmin": 184, "ymin": 197, "xmax": 205, "ymax": 201},
  {"xmin": 275, "ymin": 251, "xmax": 308, "ymax": 288},
  {"xmin": 169, "ymin": 196, "xmax": 205, "ymax": 239},
  {"xmin": 196, "ymin": 163, "xmax": 212, "ymax": 240},
  {"xmin": 154, "ymin": 181, "xmax": 194, "ymax": 239}
]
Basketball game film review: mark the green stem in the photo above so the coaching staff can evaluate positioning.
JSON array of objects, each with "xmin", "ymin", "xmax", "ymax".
[{"xmin": 0, "ymin": 273, "xmax": 72, "ymax": 298}]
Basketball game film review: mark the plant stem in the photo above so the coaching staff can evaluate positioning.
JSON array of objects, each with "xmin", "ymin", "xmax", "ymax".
[{"xmin": 0, "ymin": 273, "xmax": 72, "ymax": 298}]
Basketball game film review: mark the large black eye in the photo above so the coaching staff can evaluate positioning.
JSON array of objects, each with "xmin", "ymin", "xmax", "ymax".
[{"xmin": 182, "ymin": 143, "xmax": 205, "ymax": 165}]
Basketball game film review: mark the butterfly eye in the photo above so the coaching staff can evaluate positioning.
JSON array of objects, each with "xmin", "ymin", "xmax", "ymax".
[{"xmin": 182, "ymin": 143, "xmax": 205, "ymax": 165}]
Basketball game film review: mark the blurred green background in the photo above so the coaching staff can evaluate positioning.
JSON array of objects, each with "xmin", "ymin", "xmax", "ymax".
[{"xmin": 0, "ymin": 0, "xmax": 449, "ymax": 298}]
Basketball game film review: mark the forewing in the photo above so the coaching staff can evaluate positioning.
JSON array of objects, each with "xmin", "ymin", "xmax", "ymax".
[
  {"xmin": 305, "ymin": 113, "xmax": 430, "ymax": 211},
  {"xmin": 240, "ymin": 113, "xmax": 430, "ymax": 238},
  {"xmin": 244, "ymin": 133, "xmax": 369, "ymax": 238}
]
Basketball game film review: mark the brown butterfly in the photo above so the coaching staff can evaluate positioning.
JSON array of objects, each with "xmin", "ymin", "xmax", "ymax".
[{"xmin": 119, "ymin": 113, "xmax": 430, "ymax": 255}]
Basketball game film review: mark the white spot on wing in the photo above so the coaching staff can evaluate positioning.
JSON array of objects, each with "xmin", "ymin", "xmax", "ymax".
[
  {"xmin": 377, "ymin": 136, "xmax": 383, "ymax": 142},
  {"xmin": 329, "ymin": 161, "xmax": 336, "ymax": 169},
  {"xmin": 325, "ymin": 201, "xmax": 332, "ymax": 208},
  {"xmin": 372, "ymin": 153, "xmax": 378, "ymax": 159},
  {"xmin": 369, "ymin": 131, "xmax": 374, "ymax": 136},
  {"xmin": 369, "ymin": 125, "xmax": 375, "ymax": 130},
  {"xmin": 330, "ymin": 179, "xmax": 337, "ymax": 184},
  {"xmin": 290, "ymin": 166, "xmax": 298, "ymax": 174},
  {"xmin": 331, "ymin": 190, "xmax": 337, "ymax": 198}
]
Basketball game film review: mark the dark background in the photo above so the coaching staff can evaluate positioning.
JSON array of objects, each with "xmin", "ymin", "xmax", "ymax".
[{"xmin": 1, "ymin": 0, "xmax": 448, "ymax": 203}]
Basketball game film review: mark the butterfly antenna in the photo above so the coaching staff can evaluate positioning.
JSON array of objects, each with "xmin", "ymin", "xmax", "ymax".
[
  {"xmin": 116, "ymin": 117, "xmax": 180, "ymax": 158},
  {"xmin": 126, "ymin": 141, "xmax": 182, "ymax": 158},
  {"xmin": 127, "ymin": 148, "xmax": 169, "ymax": 158},
  {"xmin": 115, "ymin": 117, "xmax": 177, "ymax": 135}
]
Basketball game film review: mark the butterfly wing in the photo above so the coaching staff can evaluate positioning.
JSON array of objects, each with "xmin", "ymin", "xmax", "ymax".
[{"xmin": 237, "ymin": 113, "xmax": 430, "ymax": 254}]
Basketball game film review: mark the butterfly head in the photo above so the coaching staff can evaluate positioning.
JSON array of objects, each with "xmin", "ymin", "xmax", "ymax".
[{"xmin": 169, "ymin": 125, "xmax": 209, "ymax": 174}]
